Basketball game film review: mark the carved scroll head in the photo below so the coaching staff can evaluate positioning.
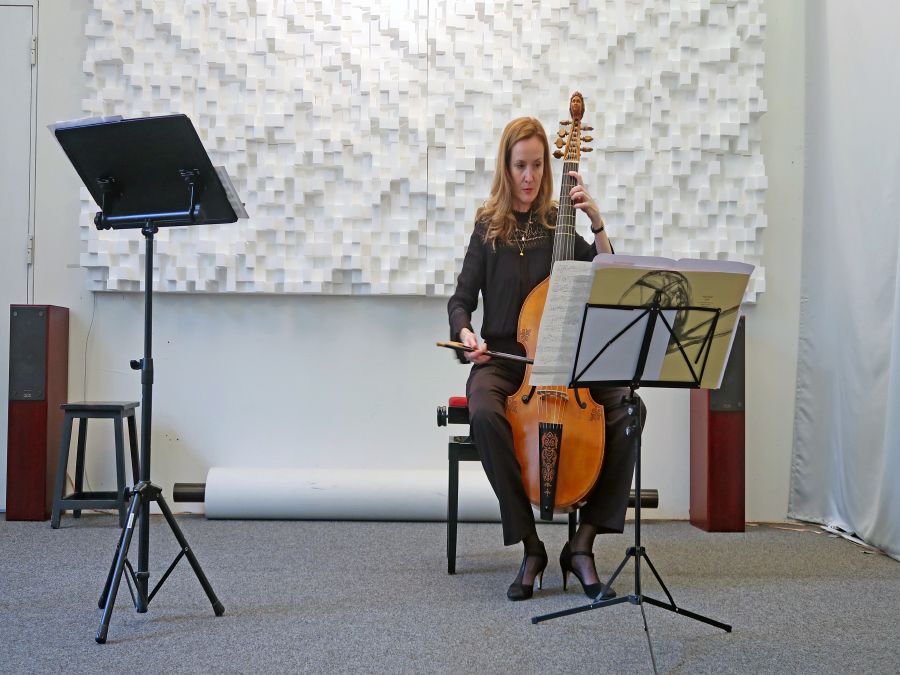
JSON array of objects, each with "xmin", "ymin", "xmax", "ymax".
[{"xmin": 569, "ymin": 91, "xmax": 585, "ymax": 122}]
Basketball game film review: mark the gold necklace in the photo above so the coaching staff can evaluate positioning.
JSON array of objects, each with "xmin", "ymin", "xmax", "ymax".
[{"xmin": 514, "ymin": 210, "xmax": 533, "ymax": 257}]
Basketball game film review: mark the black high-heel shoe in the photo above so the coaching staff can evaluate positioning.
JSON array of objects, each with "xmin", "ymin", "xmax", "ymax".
[
  {"xmin": 559, "ymin": 541, "xmax": 616, "ymax": 600},
  {"xmin": 507, "ymin": 542, "xmax": 548, "ymax": 601}
]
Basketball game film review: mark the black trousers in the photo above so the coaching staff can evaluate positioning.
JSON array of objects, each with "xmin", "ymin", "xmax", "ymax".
[{"xmin": 466, "ymin": 359, "xmax": 645, "ymax": 546}]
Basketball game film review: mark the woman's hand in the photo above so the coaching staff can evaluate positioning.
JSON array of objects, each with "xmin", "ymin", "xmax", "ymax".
[
  {"xmin": 568, "ymin": 170, "xmax": 603, "ymax": 230},
  {"xmin": 460, "ymin": 328, "xmax": 491, "ymax": 364}
]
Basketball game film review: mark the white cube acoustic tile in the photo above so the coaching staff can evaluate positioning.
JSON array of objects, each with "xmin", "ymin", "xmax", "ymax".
[{"xmin": 81, "ymin": 0, "xmax": 766, "ymax": 301}]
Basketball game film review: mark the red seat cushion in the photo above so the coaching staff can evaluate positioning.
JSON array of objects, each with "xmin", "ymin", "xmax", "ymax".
[{"xmin": 448, "ymin": 396, "xmax": 468, "ymax": 409}]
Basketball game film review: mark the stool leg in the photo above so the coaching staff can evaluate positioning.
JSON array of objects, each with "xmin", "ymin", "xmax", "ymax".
[
  {"xmin": 448, "ymin": 456, "xmax": 459, "ymax": 575},
  {"xmin": 113, "ymin": 418, "xmax": 127, "ymax": 528},
  {"xmin": 568, "ymin": 510, "xmax": 577, "ymax": 541},
  {"xmin": 127, "ymin": 413, "xmax": 139, "ymax": 484},
  {"xmin": 51, "ymin": 414, "xmax": 75, "ymax": 529},
  {"xmin": 73, "ymin": 419, "xmax": 88, "ymax": 520}
]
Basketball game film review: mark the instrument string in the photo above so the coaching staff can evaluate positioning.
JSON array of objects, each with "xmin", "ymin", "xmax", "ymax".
[{"xmin": 551, "ymin": 156, "xmax": 580, "ymax": 425}]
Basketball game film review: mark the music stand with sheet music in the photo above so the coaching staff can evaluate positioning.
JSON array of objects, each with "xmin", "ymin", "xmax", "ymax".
[
  {"xmin": 53, "ymin": 113, "xmax": 244, "ymax": 643},
  {"xmin": 530, "ymin": 288, "xmax": 735, "ymax": 671}
]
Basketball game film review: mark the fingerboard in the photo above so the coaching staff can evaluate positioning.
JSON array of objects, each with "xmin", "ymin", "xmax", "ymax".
[{"xmin": 552, "ymin": 159, "xmax": 580, "ymax": 265}]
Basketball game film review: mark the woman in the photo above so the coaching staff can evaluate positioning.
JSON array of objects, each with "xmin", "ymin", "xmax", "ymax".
[{"xmin": 447, "ymin": 110, "xmax": 644, "ymax": 601}]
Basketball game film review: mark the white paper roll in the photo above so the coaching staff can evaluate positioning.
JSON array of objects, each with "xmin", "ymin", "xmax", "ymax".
[{"xmin": 203, "ymin": 467, "xmax": 504, "ymax": 521}]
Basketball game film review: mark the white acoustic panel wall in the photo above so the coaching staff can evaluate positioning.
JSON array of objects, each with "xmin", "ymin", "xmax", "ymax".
[{"xmin": 80, "ymin": 0, "xmax": 766, "ymax": 300}]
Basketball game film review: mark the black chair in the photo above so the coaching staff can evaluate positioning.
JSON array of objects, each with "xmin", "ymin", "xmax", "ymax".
[
  {"xmin": 51, "ymin": 402, "xmax": 140, "ymax": 528},
  {"xmin": 437, "ymin": 396, "xmax": 659, "ymax": 575}
]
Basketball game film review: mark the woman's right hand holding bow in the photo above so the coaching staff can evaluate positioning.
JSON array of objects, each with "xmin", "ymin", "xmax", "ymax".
[{"xmin": 460, "ymin": 328, "xmax": 492, "ymax": 364}]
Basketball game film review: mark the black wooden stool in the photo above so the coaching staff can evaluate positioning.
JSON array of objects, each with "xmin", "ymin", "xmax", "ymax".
[{"xmin": 51, "ymin": 402, "xmax": 140, "ymax": 528}]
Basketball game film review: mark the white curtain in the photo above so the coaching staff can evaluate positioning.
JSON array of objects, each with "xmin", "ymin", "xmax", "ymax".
[{"xmin": 790, "ymin": 1, "xmax": 900, "ymax": 560}]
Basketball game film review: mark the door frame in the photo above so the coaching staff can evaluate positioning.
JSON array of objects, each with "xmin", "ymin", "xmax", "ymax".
[
  {"xmin": 2, "ymin": 0, "xmax": 39, "ymax": 301},
  {"xmin": 1, "ymin": 0, "xmax": 39, "ymax": 512}
]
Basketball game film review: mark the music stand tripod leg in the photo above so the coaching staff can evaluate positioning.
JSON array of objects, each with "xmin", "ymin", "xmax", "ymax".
[
  {"xmin": 155, "ymin": 494, "xmax": 225, "ymax": 616},
  {"xmin": 640, "ymin": 547, "xmax": 733, "ymax": 632},
  {"xmin": 96, "ymin": 487, "xmax": 144, "ymax": 644},
  {"xmin": 627, "ymin": 392, "xmax": 731, "ymax": 633}
]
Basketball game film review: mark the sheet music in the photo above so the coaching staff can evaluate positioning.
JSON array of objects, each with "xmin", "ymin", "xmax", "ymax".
[
  {"xmin": 589, "ymin": 254, "xmax": 754, "ymax": 389},
  {"xmin": 531, "ymin": 254, "xmax": 754, "ymax": 389},
  {"xmin": 592, "ymin": 252, "xmax": 754, "ymax": 276},
  {"xmin": 532, "ymin": 261, "xmax": 595, "ymax": 385},
  {"xmin": 215, "ymin": 166, "xmax": 250, "ymax": 219},
  {"xmin": 47, "ymin": 115, "xmax": 123, "ymax": 133},
  {"xmin": 48, "ymin": 116, "xmax": 124, "ymax": 154},
  {"xmin": 717, "ymin": 308, "xmax": 743, "ymax": 388},
  {"xmin": 591, "ymin": 253, "xmax": 679, "ymax": 270}
]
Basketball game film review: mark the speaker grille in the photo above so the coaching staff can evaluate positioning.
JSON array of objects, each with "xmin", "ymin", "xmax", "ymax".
[
  {"xmin": 9, "ymin": 306, "xmax": 47, "ymax": 401},
  {"xmin": 710, "ymin": 316, "xmax": 745, "ymax": 412}
]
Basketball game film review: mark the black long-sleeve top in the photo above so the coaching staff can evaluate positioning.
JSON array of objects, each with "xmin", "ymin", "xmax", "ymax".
[{"xmin": 447, "ymin": 209, "xmax": 598, "ymax": 359}]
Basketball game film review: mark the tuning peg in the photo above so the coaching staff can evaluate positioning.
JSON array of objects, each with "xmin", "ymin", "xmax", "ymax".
[
  {"xmin": 560, "ymin": 120, "xmax": 571, "ymax": 126},
  {"xmin": 554, "ymin": 138, "xmax": 565, "ymax": 149},
  {"xmin": 557, "ymin": 130, "xmax": 568, "ymax": 137},
  {"xmin": 581, "ymin": 146, "xmax": 593, "ymax": 153},
  {"xmin": 582, "ymin": 135, "xmax": 593, "ymax": 143},
  {"xmin": 553, "ymin": 150, "xmax": 564, "ymax": 159},
  {"xmin": 582, "ymin": 125, "xmax": 593, "ymax": 131}
]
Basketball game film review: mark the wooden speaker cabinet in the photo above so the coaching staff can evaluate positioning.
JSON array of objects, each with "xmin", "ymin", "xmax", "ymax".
[
  {"xmin": 6, "ymin": 305, "xmax": 69, "ymax": 521},
  {"xmin": 690, "ymin": 315, "xmax": 745, "ymax": 532}
]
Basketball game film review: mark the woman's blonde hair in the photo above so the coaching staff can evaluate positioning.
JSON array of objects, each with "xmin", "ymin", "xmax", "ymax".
[{"xmin": 476, "ymin": 117, "xmax": 556, "ymax": 246}]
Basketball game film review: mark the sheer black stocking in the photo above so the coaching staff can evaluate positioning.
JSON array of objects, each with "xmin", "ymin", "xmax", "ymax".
[
  {"xmin": 517, "ymin": 533, "xmax": 546, "ymax": 586},
  {"xmin": 570, "ymin": 523, "xmax": 599, "ymax": 585},
  {"xmin": 507, "ymin": 533, "xmax": 548, "ymax": 600}
]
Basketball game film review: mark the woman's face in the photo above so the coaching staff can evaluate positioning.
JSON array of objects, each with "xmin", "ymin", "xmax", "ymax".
[{"xmin": 508, "ymin": 136, "xmax": 544, "ymax": 212}]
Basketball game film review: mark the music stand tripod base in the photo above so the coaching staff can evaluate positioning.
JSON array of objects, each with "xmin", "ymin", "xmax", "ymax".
[
  {"xmin": 96, "ymin": 481, "xmax": 225, "ymax": 644},
  {"xmin": 531, "ymin": 299, "xmax": 734, "ymax": 669}
]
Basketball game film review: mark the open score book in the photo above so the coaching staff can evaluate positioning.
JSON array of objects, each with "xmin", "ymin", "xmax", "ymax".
[{"xmin": 531, "ymin": 254, "xmax": 754, "ymax": 389}]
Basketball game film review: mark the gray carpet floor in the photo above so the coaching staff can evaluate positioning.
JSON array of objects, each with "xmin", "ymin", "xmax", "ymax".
[{"xmin": 0, "ymin": 515, "xmax": 897, "ymax": 674}]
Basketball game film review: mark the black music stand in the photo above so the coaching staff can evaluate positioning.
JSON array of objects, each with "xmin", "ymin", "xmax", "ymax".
[
  {"xmin": 531, "ymin": 292, "xmax": 734, "ymax": 671},
  {"xmin": 54, "ymin": 114, "xmax": 240, "ymax": 643}
]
